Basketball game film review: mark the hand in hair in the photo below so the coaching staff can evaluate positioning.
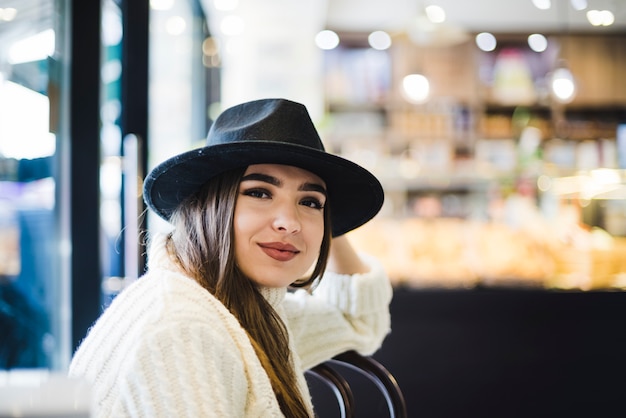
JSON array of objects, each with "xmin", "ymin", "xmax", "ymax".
[{"xmin": 326, "ymin": 235, "xmax": 370, "ymax": 275}]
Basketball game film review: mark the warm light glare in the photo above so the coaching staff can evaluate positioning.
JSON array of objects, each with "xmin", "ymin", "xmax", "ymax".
[
  {"xmin": 475, "ymin": 32, "xmax": 497, "ymax": 52},
  {"xmin": 202, "ymin": 37, "xmax": 219, "ymax": 56},
  {"xmin": 537, "ymin": 175, "xmax": 552, "ymax": 192},
  {"xmin": 0, "ymin": 7, "xmax": 17, "ymax": 21},
  {"xmin": 8, "ymin": 29, "xmax": 55, "ymax": 64},
  {"xmin": 425, "ymin": 5, "xmax": 446, "ymax": 23},
  {"xmin": 213, "ymin": 0, "xmax": 238, "ymax": 11},
  {"xmin": 528, "ymin": 34, "xmax": 548, "ymax": 52},
  {"xmin": 402, "ymin": 74, "xmax": 430, "ymax": 104},
  {"xmin": 587, "ymin": 9, "xmax": 614, "ymax": 26},
  {"xmin": 570, "ymin": 0, "xmax": 587, "ymax": 11},
  {"xmin": 591, "ymin": 168, "xmax": 621, "ymax": 185},
  {"xmin": 315, "ymin": 30, "xmax": 340, "ymax": 50},
  {"xmin": 220, "ymin": 15, "xmax": 244, "ymax": 36},
  {"xmin": 532, "ymin": 0, "xmax": 551, "ymax": 10},
  {"xmin": 552, "ymin": 170, "xmax": 624, "ymax": 199},
  {"xmin": 368, "ymin": 31, "xmax": 392, "ymax": 50}
]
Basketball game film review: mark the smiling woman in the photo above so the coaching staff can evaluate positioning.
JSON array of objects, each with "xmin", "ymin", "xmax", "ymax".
[{"xmin": 68, "ymin": 98, "xmax": 392, "ymax": 418}]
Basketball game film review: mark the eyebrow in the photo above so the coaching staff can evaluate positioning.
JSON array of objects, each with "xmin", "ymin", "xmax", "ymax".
[{"xmin": 241, "ymin": 172, "xmax": 327, "ymax": 197}]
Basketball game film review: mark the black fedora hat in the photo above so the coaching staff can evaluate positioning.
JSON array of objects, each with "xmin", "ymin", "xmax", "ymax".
[{"xmin": 143, "ymin": 98, "xmax": 384, "ymax": 237}]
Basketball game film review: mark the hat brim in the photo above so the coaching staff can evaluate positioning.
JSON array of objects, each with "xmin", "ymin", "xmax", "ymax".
[{"xmin": 143, "ymin": 142, "xmax": 384, "ymax": 237}]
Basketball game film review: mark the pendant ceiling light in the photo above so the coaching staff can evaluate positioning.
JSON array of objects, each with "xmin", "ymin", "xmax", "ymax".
[
  {"xmin": 550, "ymin": 0, "xmax": 576, "ymax": 103},
  {"xmin": 401, "ymin": 73, "xmax": 430, "ymax": 104},
  {"xmin": 406, "ymin": 2, "xmax": 467, "ymax": 47},
  {"xmin": 551, "ymin": 61, "xmax": 576, "ymax": 103}
]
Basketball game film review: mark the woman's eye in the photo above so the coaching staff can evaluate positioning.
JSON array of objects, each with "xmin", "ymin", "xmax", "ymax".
[
  {"xmin": 301, "ymin": 197, "xmax": 324, "ymax": 210},
  {"xmin": 243, "ymin": 188, "xmax": 270, "ymax": 199}
]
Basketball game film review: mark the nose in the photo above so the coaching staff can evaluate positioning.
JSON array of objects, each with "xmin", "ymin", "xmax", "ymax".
[{"xmin": 272, "ymin": 202, "xmax": 301, "ymax": 234}]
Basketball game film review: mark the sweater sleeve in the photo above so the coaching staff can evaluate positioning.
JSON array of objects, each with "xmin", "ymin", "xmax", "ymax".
[
  {"xmin": 282, "ymin": 253, "xmax": 393, "ymax": 371},
  {"xmin": 113, "ymin": 320, "xmax": 249, "ymax": 417}
]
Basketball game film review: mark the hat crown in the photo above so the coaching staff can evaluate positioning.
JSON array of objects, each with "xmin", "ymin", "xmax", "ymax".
[{"xmin": 207, "ymin": 98, "xmax": 325, "ymax": 151}]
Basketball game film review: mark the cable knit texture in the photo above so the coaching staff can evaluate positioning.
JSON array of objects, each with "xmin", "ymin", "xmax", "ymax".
[{"xmin": 69, "ymin": 234, "xmax": 392, "ymax": 417}]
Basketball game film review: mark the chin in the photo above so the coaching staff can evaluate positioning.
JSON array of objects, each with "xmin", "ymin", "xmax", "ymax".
[{"xmin": 250, "ymin": 265, "xmax": 307, "ymax": 287}]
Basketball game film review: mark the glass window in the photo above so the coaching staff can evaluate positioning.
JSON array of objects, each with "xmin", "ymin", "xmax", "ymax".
[
  {"xmin": 100, "ymin": 0, "xmax": 125, "ymax": 306},
  {"xmin": 0, "ymin": 0, "xmax": 70, "ymax": 370},
  {"xmin": 147, "ymin": 0, "xmax": 210, "ymax": 234}
]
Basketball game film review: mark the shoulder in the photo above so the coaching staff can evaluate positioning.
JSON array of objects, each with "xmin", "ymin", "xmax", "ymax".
[
  {"xmin": 70, "ymin": 269, "xmax": 249, "ymax": 379},
  {"xmin": 120, "ymin": 269, "xmax": 237, "ymax": 333},
  {"xmin": 74, "ymin": 269, "xmax": 241, "ymax": 363}
]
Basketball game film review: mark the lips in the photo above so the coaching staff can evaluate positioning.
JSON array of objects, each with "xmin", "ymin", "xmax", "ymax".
[{"xmin": 258, "ymin": 242, "xmax": 300, "ymax": 262}]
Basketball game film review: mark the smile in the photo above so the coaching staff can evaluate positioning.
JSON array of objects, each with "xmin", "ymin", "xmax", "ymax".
[{"xmin": 258, "ymin": 242, "xmax": 300, "ymax": 262}]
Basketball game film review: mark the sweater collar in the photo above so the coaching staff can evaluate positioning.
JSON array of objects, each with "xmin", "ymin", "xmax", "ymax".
[
  {"xmin": 148, "ymin": 233, "xmax": 287, "ymax": 307},
  {"xmin": 258, "ymin": 286, "xmax": 287, "ymax": 308}
]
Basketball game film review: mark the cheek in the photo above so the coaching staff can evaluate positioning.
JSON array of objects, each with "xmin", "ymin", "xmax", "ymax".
[
  {"xmin": 304, "ymin": 216, "xmax": 325, "ymax": 250},
  {"xmin": 302, "ymin": 224, "xmax": 325, "ymax": 274},
  {"xmin": 233, "ymin": 202, "xmax": 260, "ymax": 237},
  {"xmin": 232, "ymin": 206, "xmax": 254, "ymax": 256}
]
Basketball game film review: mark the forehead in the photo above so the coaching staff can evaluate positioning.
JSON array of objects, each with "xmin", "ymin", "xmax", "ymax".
[{"xmin": 243, "ymin": 164, "xmax": 326, "ymax": 186}]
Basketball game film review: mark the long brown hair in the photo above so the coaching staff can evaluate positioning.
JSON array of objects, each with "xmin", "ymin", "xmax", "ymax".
[{"xmin": 166, "ymin": 166, "xmax": 332, "ymax": 417}]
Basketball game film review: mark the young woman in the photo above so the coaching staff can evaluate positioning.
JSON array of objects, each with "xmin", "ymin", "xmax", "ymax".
[{"xmin": 69, "ymin": 98, "xmax": 392, "ymax": 417}]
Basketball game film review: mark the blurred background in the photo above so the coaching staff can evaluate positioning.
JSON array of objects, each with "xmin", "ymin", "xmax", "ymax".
[{"xmin": 0, "ymin": 0, "xmax": 625, "ymax": 416}]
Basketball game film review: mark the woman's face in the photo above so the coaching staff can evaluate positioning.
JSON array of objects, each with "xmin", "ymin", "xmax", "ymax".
[{"xmin": 233, "ymin": 163, "xmax": 327, "ymax": 288}]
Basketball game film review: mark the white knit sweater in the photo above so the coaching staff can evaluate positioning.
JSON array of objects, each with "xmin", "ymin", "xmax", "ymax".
[{"xmin": 68, "ymin": 234, "xmax": 392, "ymax": 417}]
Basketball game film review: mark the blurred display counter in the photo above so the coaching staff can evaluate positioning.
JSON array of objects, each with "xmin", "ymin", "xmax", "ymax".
[
  {"xmin": 370, "ymin": 287, "xmax": 626, "ymax": 418},
  {"xmin": 348, "ymin": 216, "xmax": 626, "ymax": 291}
]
